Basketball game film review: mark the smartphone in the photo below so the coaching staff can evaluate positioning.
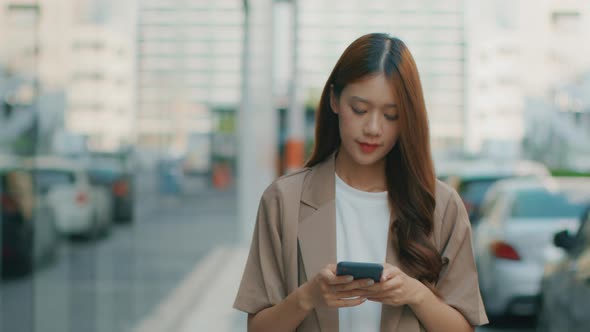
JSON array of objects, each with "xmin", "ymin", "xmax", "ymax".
[{"xmin": 336, "ymin": 261, "xmax": 383, "ymax": 283}]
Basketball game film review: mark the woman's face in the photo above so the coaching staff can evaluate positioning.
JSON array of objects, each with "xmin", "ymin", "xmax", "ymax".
[{"xmin": 331, "ymin": 73, "xmax": 401, "ymax": 168}]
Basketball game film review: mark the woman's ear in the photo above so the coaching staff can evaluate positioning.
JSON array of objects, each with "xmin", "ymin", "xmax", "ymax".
[{"xmin": 330, "ymin": 85, "xmax": 339, "ymax": 114}]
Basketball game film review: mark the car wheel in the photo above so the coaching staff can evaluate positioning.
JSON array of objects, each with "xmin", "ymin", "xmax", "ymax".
[
  {"xmin": 17, "ymin": 228, "xmax": 35, "ymax": 275},
  {"xmin": 88, "ymin": 214, "xmax": 101, "ymax": 240},
  {"xmin": 47, "ymin": 215, "xmax": 61, "ymax": 263},
  {"xmin": 536, "ymin": 317, "xmax": 550, "ymax": 332},
  {"xmin": 536, "ymin": 297, "xmax": 551, "ymax": 332},
  {"xmin": 100, "ymin": 214, "xmax": 112, "ymax": 237},
  {"xmin": 118, "ymin": 210, "xmax": 134, "ymax": 224}
]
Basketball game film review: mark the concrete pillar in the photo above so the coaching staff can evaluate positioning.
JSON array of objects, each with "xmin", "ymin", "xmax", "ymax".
[
  {"xmin": 238, "ymin": 0, "xmax": 277, "ymax": 242},
  {"xmin": 284, "ymin": 0, "xmax": 305, "ymax": 173}
]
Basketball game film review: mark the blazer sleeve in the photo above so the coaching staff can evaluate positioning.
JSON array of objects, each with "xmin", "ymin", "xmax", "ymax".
[
  {"xmin": 233, "ymin": 183, "xmax": 287, "ymax": 314},
  {"xmin": 436, "ymin": 189, "xmax": 489, "ymax": 326}
]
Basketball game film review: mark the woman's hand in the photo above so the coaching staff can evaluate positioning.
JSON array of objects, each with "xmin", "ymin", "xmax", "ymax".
[
  {"xmin": 298, "ymin": 264, "xmax": 375, "ymax": 311},
  {"xmin": 362, "ymin": 263, "xmax": 429, "ymax": 307}
]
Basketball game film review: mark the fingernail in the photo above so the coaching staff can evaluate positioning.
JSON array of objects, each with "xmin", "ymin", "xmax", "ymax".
[
  {"xmin": 366, "ymin": 280, "xmax": 374, "ymax": 286},
  {"xmin": 346, "ymin": 276, "xmax": 354, "ymax": 282}
]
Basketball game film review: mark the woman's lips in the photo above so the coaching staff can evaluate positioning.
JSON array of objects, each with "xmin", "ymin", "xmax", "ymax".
[{"xmin": 358, "ymin": 142, "xmax": 379, "ymax": 153}]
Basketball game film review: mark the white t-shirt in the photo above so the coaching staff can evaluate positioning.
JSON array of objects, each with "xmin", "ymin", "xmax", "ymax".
[{"xmin": 335, "ymin": 173, "xmax": 391, "ymax": 332}]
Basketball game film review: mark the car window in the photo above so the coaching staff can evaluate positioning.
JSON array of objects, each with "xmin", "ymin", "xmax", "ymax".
[
  {"xmin": 458, "ymin": 178, "xmax": 502, "ymax": 206},
  {"xmin": 89, "ymin": 155, "xmax": 130, "ymax": 171},
  {"xmin": 88, "ymin": 168, "xmax": 122, "ymax": 184},
  {"xmin": 488, "ymin": 194, "xmax": 511, "ymax": 223},
  {"xmin": 510, "ymin": 189, "xmax": 588, "ymax": 219},
  {"xmin": 480, "ymin": 188, "xmax": 501, "ymax": 218},
  {"xmin": 91, "ymin": 159, "xmax": 123, "ymax": 170},
  {"xmin": 34, "ymin": 170, "xmax": 76, "ymax": 194}
]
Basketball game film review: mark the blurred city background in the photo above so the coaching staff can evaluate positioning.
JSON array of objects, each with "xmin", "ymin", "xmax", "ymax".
[{"xmin": 1, "ymin": 0, "xmax": 589, "ymax": 331}]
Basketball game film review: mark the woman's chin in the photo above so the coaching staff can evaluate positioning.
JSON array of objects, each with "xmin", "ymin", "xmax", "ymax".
[{"xmin": 350, "ymin": 153, "xmax": 386, "ymax": 167}]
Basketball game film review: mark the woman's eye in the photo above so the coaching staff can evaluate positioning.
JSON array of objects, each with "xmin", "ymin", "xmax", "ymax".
[
  {"xmin": 385, "ymin": 114, "xmax": 399, "ymax": 121},
  {"xmin": 352, "ymin": 107, "xmax": 367, "ymax": 115}
]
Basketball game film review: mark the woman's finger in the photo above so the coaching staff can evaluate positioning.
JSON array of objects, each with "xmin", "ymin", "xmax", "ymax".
[
  {"xmin": 320, "ymin": 266, "xmax": 350, "ymax": 285},
  {"xmin": 362, "ymin": 275, "xmax": 398, "ymax": 292},
  {"xmin": 331, "ymin": 278, "xmax": 374, "ymax": 291},
  {"xmin": 381, "ymin": 265, "xmax": 402, "ymax": 281},
  {"xmin": 326, "ymin": 275, "xmax": 355, "ymax": 285}
]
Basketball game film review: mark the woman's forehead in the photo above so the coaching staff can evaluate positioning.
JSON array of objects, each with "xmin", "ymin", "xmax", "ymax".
[{"xmin": 343, "ymin": 74, "xmax": 398, "ymax": 106}]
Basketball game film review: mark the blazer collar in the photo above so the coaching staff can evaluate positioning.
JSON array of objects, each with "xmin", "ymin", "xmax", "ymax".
[{"xmin": 300, "ymin": 152, "xmax": 336, "ymax": 209}]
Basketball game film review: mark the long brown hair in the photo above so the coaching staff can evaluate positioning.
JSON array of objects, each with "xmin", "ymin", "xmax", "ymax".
[{"xmin": 305, "ymin": 33, "xmax": 443, "ymax": 289}]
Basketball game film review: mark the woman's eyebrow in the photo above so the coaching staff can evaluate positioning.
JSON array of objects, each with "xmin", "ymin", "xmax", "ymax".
[{"xmin": 350, "ymin": 95, "xmax": 397, "ymax": 108}]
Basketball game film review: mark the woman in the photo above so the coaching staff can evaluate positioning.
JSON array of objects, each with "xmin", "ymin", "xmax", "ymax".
[{"xmin": 233, "ymin": 33, "xmax": 488, "ymax": 332}]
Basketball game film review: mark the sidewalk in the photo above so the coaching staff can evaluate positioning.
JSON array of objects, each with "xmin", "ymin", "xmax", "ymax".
[
  {"xmin": 134, "ymin": 246, "xmax": 499, "ymax": 332},
  {"xmin": 133, "ymin": 246, "xmax": 249, "ymax": 332}
]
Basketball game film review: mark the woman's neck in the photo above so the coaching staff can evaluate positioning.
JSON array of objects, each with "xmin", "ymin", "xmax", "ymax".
[{"xmin": 335, "ymin": 150, "xmax": 387, "ymax": 193}]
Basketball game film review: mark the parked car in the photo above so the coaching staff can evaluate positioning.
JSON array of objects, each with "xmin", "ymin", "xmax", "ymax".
[
  {"xmin": 439, "ymin": 159, "xmax": 550, "ymax": 223},
  {"xmin": 434, "ymin": 158, "xmax": 475, "ymax": 182},
  {"xmin": 473, "ymin": 177, "xmax": 590, "ymax": 319},
  {"xmin": 85, "ymin": 152, "xmax": 134, "ymax": 223},
  {"xmin": 1, "ymin": 155, "xmax": 60, "ymax": 275},
  {"xmin": 25, "ymin": 156, "xmax": 112, "ymax": 238},
  {"xmin": 537, "ymin": 205, "xmax": 590, "ymax": 332}
]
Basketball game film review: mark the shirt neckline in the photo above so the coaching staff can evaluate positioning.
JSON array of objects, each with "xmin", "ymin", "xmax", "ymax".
[{"xmin": 335, "ymin": 172, "xmax": 388, "ymax": 201}]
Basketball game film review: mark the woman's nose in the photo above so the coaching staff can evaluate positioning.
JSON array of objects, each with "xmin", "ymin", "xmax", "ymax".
[{"xmin": 363, "ymin": 112, "xmax": 381, "ymax": 136}]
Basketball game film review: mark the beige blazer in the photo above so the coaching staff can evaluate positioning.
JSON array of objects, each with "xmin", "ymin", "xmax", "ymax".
[{"xmin": 234, "ymin": 153, "xmax": 488, "ymax": 331}]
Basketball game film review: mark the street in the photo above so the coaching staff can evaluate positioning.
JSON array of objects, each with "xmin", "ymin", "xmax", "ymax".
[
  {"xmin": 1, "ymin": 173, "xmax": 536, "ymax": 332},
  {"xmin": 1, "ymin": 173, "xmax": 238, "ymax": 332}
]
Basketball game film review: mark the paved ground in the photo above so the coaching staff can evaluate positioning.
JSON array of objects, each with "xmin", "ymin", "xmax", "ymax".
[{"xmin": 1, "ymin": 173, "xmax": 238, "ymax": 332}]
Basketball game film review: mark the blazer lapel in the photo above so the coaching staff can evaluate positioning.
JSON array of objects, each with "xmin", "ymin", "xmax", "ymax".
[{"xmin": 298, "ymin": 153, "xmax": 339, "ymax": 330}]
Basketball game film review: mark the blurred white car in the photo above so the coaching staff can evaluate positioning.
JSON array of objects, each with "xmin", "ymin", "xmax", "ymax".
[
  {"xmin": 25, "ymin": 156, "xmax": 112, "ymax": 238},
  {"xmin": 474, "ymin": 177, "xmax": 590, "ymax": 318}
]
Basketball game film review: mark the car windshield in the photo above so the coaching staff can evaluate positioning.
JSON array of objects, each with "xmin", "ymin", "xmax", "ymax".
[
  {"xmin": 86, "ymin": 157, "xmax": 126, "ymax": 183},
  {"xmin": 89, "ymin": 154, "xmax": 130, "ymax": 170},
  {"xmin": 511, "ymin": 189, "xmax": 589, "ymax": 219},
  {"xmin": 459, "ymin": 178, "xmax": 503, "ymax": 205},
  {"xmin": 34, "ymin": 170, "xmax": 76, "ymax": 193},
  {"xmin": 87, "ymin": 168, "xmax": 122, "ymax": 183}
]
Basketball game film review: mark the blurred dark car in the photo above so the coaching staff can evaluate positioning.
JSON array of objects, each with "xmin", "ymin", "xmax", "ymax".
[
  {"xmin": 85, "ymin": 152, "xmax": 134, "ymax": 223},
  {"xmin": 537, "ymin": 205, "xmax": 590, "ymax": 332},
  {"xmin": 1, "ymin": 155, "xmax": 60, "ymax": 276},
  {"xmin": 439, "ymin": 159, "xmax": 550, "ymax": 223}
]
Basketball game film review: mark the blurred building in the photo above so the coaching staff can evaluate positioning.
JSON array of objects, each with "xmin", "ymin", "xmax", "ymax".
[
  {"xmin": 136, "ymin": 0, "xmax": 243, "ymax": 149},
  {"xmin": 0, "ymin": 0, "xmax": 137, "ymax": 154},
  {"xmin": 297, "ymin": 0, "xmax": 467, "ymax": 152},
  {"xmin": 523, "ymin": 72, "xmax": 590, "ymax": 172},
  {"xmin": 0, "ymin": 0, "xmax": 73, "ymax": 154},
  {"xmin": 0, "ymin": 0, "xmax": 74, "ymax": 90},
  {"xmin": 465, "ymin": 0, "xmax": 590, "ymax": 157},
  {"xmin": 136, "ymin": 0, "xmax": 470, "ymax": 154},
  {"xmin": 67, "ymin": 25, "xmax": 135, "ymax": 151}
]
